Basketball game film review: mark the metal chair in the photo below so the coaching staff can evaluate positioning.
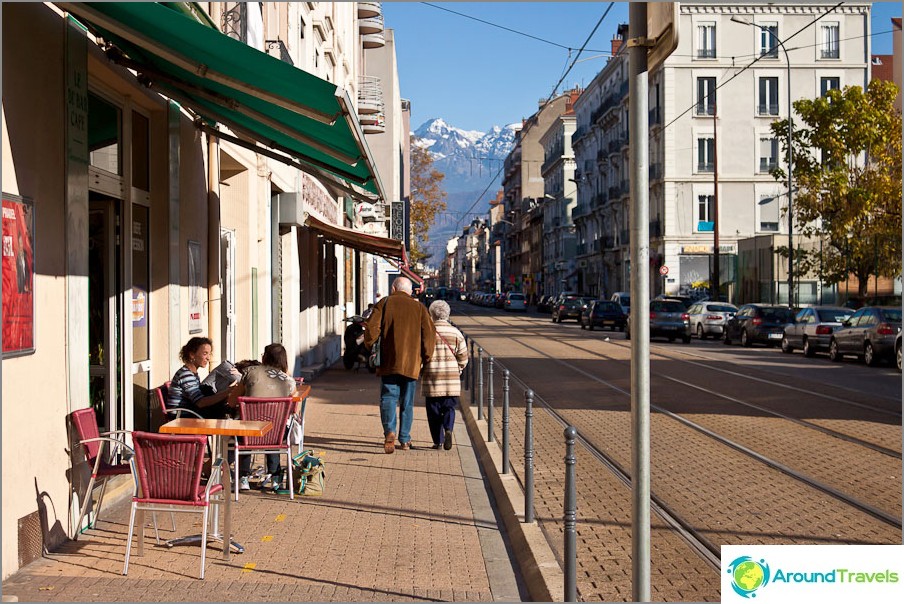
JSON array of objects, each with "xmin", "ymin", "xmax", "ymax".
[
  {"xmin": 124, "ymin": 432, "xmax": 223, "ymax": 580},
  {"xmin": 71, "ymin": 408, "xmax": 133, "ymax": 538},
  {"xmin": 234, "ymin": 397, "xmax": 294, "ymax": 501},
  {"xmin": 154, "ymin": 382, "xmax": 205, "ymax": 420}
]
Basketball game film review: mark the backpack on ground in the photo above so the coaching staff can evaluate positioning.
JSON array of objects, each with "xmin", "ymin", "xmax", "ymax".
[{"xmin": 292, "ymin": 449, "xmax": 325, "ymax": 496}]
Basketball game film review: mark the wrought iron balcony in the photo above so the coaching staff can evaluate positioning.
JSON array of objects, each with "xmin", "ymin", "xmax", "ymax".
[{"xmin": 265, "ymin": 40, "xmax": 293, "ymax": 65}]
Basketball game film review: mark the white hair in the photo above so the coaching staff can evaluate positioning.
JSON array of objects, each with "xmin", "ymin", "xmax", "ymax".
[
  {"xmin": 392, "ymin": 276, "xmax": 413, "ymax": 294},
  {"xmin": 429, "ymin": 300, "xmax": 451, "ymax": 321}
]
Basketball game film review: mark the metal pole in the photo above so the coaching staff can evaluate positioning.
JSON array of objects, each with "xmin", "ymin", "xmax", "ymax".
[
  {"xmin": 477, "ymin": 348, "xmax": 484, "ymax": 420},
  {"xmin": 487, "ymin": 357, "xmax": 495, "ymax": 442},
  {"xmin": 784, "ymin": 41, "xmax": 794, "ymax": 308},
  {"xmin": 564, "ymin": 425, "xmax": 578, "ymax": 602},
  {"xmin": 628, "ymin": 3, "xmax": 651, "ymax": 601},
  {"xmin": 502, "ymin": 369, "xmax": 510, "ymax": 473},
  {"xmin": 524, "ymin": 389, "xmax": 535, "ymax": 523},
  {"xmin": 464, "ymin": 336, "xmax": 470, "ymax": 391},
  {"xmin": 713, "ymin": 102, "xmax": 720, "ymax": 300},
  {"xmin": 469, "ymin": 340, "xmax": 475, "ymax": 405}
]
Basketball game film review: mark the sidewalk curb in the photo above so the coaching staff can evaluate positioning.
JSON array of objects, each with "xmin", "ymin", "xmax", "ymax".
[{"xmin": 461, "ymin": 400, "xmax": 564, "ymax": 603}]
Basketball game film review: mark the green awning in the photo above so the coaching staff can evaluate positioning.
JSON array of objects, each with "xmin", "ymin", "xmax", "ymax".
[{"xmin": 57, "ymin": 2, "xmax": 384, "ymax": 199}]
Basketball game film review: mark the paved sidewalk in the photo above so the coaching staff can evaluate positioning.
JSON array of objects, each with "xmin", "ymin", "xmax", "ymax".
[{"xmin": 2, "ymin": 367, "xmax": 526, "ymax": 602}]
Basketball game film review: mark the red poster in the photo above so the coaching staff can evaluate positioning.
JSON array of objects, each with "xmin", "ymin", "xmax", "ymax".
[{"xmin": 2, "ymin": 194, "xmax": 35, "ymax": 356}]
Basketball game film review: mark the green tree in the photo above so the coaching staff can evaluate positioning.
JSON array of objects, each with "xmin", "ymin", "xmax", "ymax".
[
  {"xmin": 408, "ymin": 135, "xmax": 447, "ymax": 265},
  {"xmin": 770, "ymin": 79, "xmax": 901, "ymax": 297}
]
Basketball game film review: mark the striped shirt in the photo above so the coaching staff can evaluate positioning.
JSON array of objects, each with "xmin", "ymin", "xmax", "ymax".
[
  {"xmin": 421, "ymin": 320, "xmax": 469, "ymax": 397},
  {"xmin": 168, "ymin": 366, "xmax": 204, "ymax": 409}
]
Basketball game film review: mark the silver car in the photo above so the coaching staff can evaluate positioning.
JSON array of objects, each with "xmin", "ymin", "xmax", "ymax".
[
  {"xmin": 829, "ymin": 306, "xmax": 902, "ymax": 366},
  {"xmin": 686, "ymin": 302, "xmax": 737, "ymax": 340},
  {"xmin": 781, "ymin": 306, "xmax": 853, "ymax": 357}
]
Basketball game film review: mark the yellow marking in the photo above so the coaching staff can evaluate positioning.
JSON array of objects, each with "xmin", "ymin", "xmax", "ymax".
[
  {"xmin": 261, "ymin": 535, "xmax": 273, "ymax": 542},
  {"xmin": 275, "ymin": 514, "xmax": 286, "ymax": 522},
  {"xmin": 242, "ymin": 563, "xmax": 257, "ymax": 572}
]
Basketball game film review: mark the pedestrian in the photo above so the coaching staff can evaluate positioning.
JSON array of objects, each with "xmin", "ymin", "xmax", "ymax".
[
  {"xmin": 228, "ymin": 343, "xmax": 297, "ymax": 490},
  {"xmin": 168, "ymin": 336, "xmax": 238, "ymax": 419},
  {"xmin": 364, "ymin": 277, "xmax": 436, "ymax": 453},
  {"xmin": 421, "ymin": 300, "xmax": 468, "ymax": 450}
]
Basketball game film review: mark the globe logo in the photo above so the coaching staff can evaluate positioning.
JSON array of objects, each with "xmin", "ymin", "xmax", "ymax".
[{"xmin": 727, "ymin": 556, "xmax": 771, "ymax": 598}]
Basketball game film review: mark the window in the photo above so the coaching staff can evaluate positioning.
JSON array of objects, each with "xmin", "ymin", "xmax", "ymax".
[
  {"xmin": 758, "ymin": 77, "xmax": 779, "ymax": 115},
  {"xmin": 697, "ymin": 194, "xmax": 713, "ymax": 223},
  {"xmin": 696, "ymin": 77, "xmax": 716, "ymax": 115},
  {"xmin": 821, "ymin": 23, "xmax": 839, "ymax": 59},
  {"xmin": 759, "ymin": 194, "xmax": 779, "ymax": 232},
  {"xmin": 697, "ymin": 22, "xmax": 716, "ymax": 58},
  {"xmin": 759, "ymin": 24, "xmax": 778, "ymax": 58},
  {"xmin": 759, "ymin": 137, "xmax": 778, "ymax": 172},
  {"xmin": 820, "ymin": 77, "xmax": 840, "ymax": 97},
  {"xmin": 697, "ymin": 138, "xmax": 714, "ymax": 172}
]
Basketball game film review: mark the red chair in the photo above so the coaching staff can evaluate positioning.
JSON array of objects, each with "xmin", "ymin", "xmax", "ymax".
[
  {"xmin": 154, "ymin": 382, "xmax": 205, "ymax": 420},
  {"xmin": 124, "ymin": 432, "xmax": 223, "ymax": 580},
  {"xmin": 234, "ymin": 397, "xmax": 294, "ymax": 501},
  {"xmin": 71, "ymin": 408, "xmax": 133, "ymax": 538}
]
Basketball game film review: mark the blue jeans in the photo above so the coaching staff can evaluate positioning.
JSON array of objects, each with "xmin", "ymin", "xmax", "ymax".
[{"xmin": 380, "ymin": 375, "xmax": 417, "ymax": 444}]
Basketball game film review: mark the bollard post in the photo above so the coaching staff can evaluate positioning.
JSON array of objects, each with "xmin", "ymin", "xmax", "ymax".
[
  {"xmin": 502, "ymin": 369, "xmax": 510, "ymax": 473},
  {"xmin": 524, "ymin": 389, "xmax": 534, "ymax": 523},
  {"xmin": 463, "ymin": 336, "xmax": 470, "ymax": 391},
  {"xmin": 564, "ymin": 425, "xmax": 578, "ymax": 602},
  {"xmin": 487, "ymin": 357, "xmax": 495, "ymax": 442},
  {"xmin": 477, "ymin": 348, "xmax": 484, "ymax": 420},
  {"xmin": 469, "ymin": 340, "xmax": 475, "ymax": 405}
]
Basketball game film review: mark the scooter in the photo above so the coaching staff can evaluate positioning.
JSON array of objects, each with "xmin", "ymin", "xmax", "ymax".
[{"xmin": 342, "ymin": 315, "xmax": 374, "ymax": 372}]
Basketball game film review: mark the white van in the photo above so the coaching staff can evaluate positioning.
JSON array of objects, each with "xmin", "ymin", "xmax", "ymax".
[{"xmin": 611, "ymin": 291, "xmax": 631, "ymax": 315}]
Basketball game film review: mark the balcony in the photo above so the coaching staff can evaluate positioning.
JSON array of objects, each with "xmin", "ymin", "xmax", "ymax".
[
  {"xmin": 592, "ymin": 192, "xmax": 608, "ymax": 208},
  {"xmin": 602, "ymin": 235, "xmax": 616, "ymax": 250},
  {"xmin": 608, "ymin": 185, "xmax": 622, "ymax": 199},
  {"xmin": 576, "ymin": 243, "xmax": 587, "ymax": 256},
  {"xmin": 361, "ymin": 14, "xmax": 385, "ymax": 48},
  {"xmin": 358, "ymin": 75, "xmax": 384, "ymax": 114},
  {"xmin": 358, "ymin": 1, "xmax": 382, "ymax": 18},
  {"xmin": 572, "ymin": 203, "xmax": 590, "ymax": 219},
  {"xmin": 360, "ymin": 112, "xmax": 385, "ymax": 134},
  {"xmin": 608, "ymin": 139, "xmax": 623, "ymax": 154}
]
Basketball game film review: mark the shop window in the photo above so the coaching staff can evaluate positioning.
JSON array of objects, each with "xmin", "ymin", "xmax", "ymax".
[
  {"xmin": 131, "ymin": 111, "xmax": 149, "ymax": 191},
  {"xmin": 88, "ymin": 92, "xmax": 121, "ymax": 175}
]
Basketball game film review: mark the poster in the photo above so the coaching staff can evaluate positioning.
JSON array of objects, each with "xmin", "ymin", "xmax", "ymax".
[
  {"xmin": 2, "ymin": 194, "xmax": 35, "ymax": 356},
  {"xmin": 188, "ymin": 240, "xmax": 202, "ymax": 334}
]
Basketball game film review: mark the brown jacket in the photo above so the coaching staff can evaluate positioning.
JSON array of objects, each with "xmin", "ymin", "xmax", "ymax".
[{"xmin": 364, "ymin": 291, "xmax": 436, "ymax": 380}]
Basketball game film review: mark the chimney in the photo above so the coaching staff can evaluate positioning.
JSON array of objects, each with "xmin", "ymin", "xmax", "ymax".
[{"xmin": 611, "ymin": 35, "xmax": 623, "ymax": 56}]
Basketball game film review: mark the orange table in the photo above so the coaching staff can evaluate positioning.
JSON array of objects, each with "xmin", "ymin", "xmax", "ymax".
[{"xmin": 160, "ymin": 418, "xmax": 271, "ymax": 560}]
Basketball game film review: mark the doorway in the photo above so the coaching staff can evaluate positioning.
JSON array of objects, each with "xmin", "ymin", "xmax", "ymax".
[{"xmin": 88, "ymin": 194, "xmax": 124, "ymax": 434}]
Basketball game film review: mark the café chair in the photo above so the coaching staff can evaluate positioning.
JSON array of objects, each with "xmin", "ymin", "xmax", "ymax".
[
  {"xmin": 124, "ymin": 432, "xmax": 223, "ymax": 580},
  {"xmin": 234, "ymin": 397, "xmax": 294, "ymax": 501},
  {"xmin": 71, "ymin": 407, "xmax": 134, "ymax": 539},
  {"xmin": 154, "ymin": 382, "xmax": 205, "ymax": 420}
]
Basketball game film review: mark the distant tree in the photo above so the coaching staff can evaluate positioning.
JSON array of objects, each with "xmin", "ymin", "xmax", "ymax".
[
  {"xmin": 409, "ymin": 135, "xmax": 447, "ymax": 265},
  {"xmin": 770, "ymin": 79, "xmax": 901, "ymax": 297}
]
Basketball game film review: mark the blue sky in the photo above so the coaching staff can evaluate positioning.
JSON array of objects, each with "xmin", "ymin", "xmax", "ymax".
[{"xmin": 383, "ymin": 1, "xmax": 902, "ymax": 133}]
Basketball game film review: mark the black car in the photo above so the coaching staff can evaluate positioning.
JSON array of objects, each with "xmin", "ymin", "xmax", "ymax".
[
  {"xmin": 723, "ymin": 304, "xmax": 796, "ymax": 347},
  {"xmin": 552, "ymin": 295, "xmax": 589, "ymax": 323},
  {"xmin": 580, "ymin": 300, "xmax": 627, "ymax": 331},
  {"xmin": 626, "ymin": 300, "xmax": 691, "ymax": 342}
]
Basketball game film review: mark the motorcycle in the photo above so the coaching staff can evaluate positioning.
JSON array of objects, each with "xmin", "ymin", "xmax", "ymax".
[{"xmin": 342, "ymin": 315, "xmax": 374, "ymax": 372}]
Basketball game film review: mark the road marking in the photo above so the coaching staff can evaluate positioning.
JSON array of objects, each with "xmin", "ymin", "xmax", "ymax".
[
  {"xmin": 261, "ymin": 535, "xmax": 273, "ymax": 542},
  {"xmin": 275, "ymin": 514, "xmax": 286, "ymax": 522},
  {"xmin": 242, "ymin": 563, "xmax": 256, "ymax": 572}
]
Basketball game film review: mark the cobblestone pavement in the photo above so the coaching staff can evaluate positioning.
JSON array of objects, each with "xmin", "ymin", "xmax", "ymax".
[{"xmin": 2, "ymin": 367, "xmax": 524, "ymax": 602}]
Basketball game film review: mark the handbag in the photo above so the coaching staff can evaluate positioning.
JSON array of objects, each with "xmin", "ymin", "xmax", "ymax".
[{"xmin": 292, "ymin": 449, "xmax": 325, "ymax": 496}]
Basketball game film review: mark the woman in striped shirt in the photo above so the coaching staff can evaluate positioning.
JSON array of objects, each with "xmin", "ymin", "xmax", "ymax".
[{"xmin": 421, "ymin": 301, "xmax": 469, "ymax": 450}]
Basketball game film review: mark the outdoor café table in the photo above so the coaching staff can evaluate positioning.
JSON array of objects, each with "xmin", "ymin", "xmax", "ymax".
[{"xmin": 159, "ymin": 418, "xmax": 271, "ymax": 560}]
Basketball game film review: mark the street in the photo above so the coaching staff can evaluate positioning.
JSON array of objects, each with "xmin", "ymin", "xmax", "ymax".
[{"xmin": 452, "ymin": 302, "xmax": 902, "ymax": 602}]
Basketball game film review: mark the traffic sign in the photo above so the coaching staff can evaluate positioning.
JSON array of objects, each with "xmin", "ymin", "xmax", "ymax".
[{"xmin": 659, "ymin": 265, "xmax": 669, "ymax": 276}]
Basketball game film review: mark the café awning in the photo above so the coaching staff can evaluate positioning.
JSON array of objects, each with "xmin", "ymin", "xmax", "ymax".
[
  {"xmin": 303, "ymin": 213, "xmax": 407, "ymax": 262},
  {"xmin": 57, "ymin": 2, "xmax": 384, "ymax": 200}
]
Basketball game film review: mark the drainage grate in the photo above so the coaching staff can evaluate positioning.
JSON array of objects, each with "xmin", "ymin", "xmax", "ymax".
[{"xmin": 17, "ymin": 511, "xmax": 42, "ymax": 568}]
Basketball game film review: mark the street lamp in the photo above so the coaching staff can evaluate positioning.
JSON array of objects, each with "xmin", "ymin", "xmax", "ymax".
[{"xmin": 732, "ymin": 16, "xmax": 795, "ymax": 307}]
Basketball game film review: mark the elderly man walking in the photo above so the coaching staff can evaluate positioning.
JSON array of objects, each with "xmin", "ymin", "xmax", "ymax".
[{"xmin": 364, "ymin": 277, "xmax": 436, "ymax": 453}]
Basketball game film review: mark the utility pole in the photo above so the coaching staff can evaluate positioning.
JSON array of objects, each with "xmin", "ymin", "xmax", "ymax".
[{"xmin": 712, "ymin": 103, "xmax": 720, "ymax": 300}]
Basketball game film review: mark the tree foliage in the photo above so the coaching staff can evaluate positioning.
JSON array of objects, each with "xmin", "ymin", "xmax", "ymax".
[
  {"xmin": 408, "ymin": 135, "xmax": 447, "ymax": 264},
  {"xmin": 770, "ymin": 79, "xmax": 901, "ymax": 297}
]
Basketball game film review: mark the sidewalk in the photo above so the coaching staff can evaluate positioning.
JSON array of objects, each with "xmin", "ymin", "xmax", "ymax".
[{"xmin": 1, "ymin": 366, "xmax": 527, "ymax": 602}]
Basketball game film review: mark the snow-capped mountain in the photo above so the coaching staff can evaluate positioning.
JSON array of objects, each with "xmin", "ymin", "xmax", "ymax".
[{"xmin": 412, "ymin": 118, "xmax": 517, "ymax": 261}]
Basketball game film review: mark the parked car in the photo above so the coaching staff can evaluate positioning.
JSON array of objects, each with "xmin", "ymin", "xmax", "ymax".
[
  {"xmin": 553, "ymin": 295, "xmax": 589, "ymax": 323},
  {"xmin": 537, "ymin": 295, "xmax": 554, "ymax": 313},
  {"xmin": 610, "ymin": 291, "xmax": 631, "ymax": 315},
  {"xmin": 504, "ymin": 292, "xmax": 527, "ymax": 312},
  {"xmin": 686, "ymin": 301, "xmax": 738, "ymax": 340},
  {"xmin": 781, "ymin": 306, "xmax": 853, "ymax": 357},
  {"xmin": 896, "ymin": 331, "xmax": 902, "ymax": 373},
  {"xmin": 580, "ymin": 300, "xmax": 627, "ymax": 331},
  {"xmin": 828, "ymin": 306, "xmax": 902, "ymax": 366},
  {"xmin": 625, "ymin": 300, "xmax": 690, "ymax": 343},
  {"xmin": 654, "ymin": 294, "xmax": 695, "ymax": 309},
  {"xmin": 723, "ymin": 304, "xmax": 796, "ymax": 347}
]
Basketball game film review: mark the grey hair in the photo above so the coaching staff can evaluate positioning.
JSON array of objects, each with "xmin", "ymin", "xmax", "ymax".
[
  {"xmin": 429, "ymin": 300, "xmax": 451, "ymax": 321},
  {"xmin": 392, "ymin": 276, "xmax": 413, "ymax": 294}
]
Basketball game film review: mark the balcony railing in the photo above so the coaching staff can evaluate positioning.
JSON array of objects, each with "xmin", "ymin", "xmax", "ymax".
[
  {"xmin": 697, "ymin": 48, "xmax": 716, "ymax": 59},
  {"xmin": 821, "ymin": 48, "xmax": 839, "ymax": 59},
  {"xmin": 265, "ymin": 40, "xmax": 293, "ymax": 65},
  {"xmin": 759, "ymin": 158, "xmax": 777, "ymax": 173},
  {"xmin": 592, "ymin": 192, "xmax": 608, "ymax": 207},
  {"xmin": 697, "ymin": 162, "xmax": 714, "ymax": 173},
  {"xmin": 696, "ymin": 103, "xmax": 715, "ymax": 116},
  {"xmin": 358, "ymin": 75, "xmax": 384, "ymax": 114},
  {"xmin": 358, "ymin": 1, "xmax": 382, "ymax": 18},
  {"xmin": 608, "ymin": 139, "xmax": 623, "ymax": 154},
  {"xmin": 757, "ymin": 103, "xmax": 780, "ymax": 116}
]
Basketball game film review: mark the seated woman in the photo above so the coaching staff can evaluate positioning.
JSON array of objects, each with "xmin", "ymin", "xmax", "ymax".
[
  {"xmin": 228, "ymin": 343, "xmax": 296, "ymax": 491},
  {"xmin": 168, "ymin": 336, "xmax": 237, "ymax": 419}
]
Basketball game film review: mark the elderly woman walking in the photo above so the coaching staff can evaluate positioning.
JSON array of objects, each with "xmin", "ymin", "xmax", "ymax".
[{"xmin": 421, "ymin": 300, "xmax": 469, "ymax": 450}]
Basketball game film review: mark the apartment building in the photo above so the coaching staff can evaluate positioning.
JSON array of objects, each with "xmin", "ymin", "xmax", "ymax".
[{"xmin": 1, "ymin": 2, "xmax": 404, "ymax": 577}]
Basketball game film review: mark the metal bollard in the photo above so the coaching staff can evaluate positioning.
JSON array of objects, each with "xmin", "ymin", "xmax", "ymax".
[
  {"xmin": 487, "ymin": 357, "xmax": 495, "ymax": 442},
  {"xmin": 564, "ymin": 425, "xmax": 578, "ymax": 602},
  {"xmin": 524, "ymin": 389, "xmax": 534, "ymax": 524},
  {"xmin": 469, "ymin": 340, "xmax": 475, "ymax": 405},
  {"xmin": 502, "ymin": 369, "xmax": 510, "ymax": 473},
  {"xmin": 477, "ymin": 348, "xmax": 484, "ymax": 420}
]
